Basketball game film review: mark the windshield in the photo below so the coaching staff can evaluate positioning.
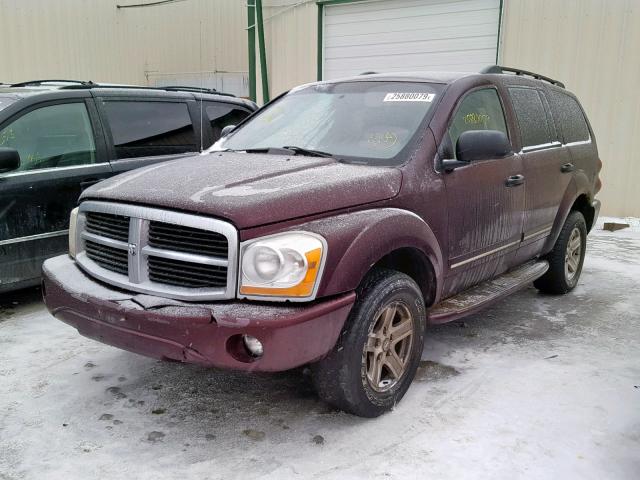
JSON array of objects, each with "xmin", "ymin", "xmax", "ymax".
[{"xmin": 212, "ymin": 81, "xmax": 442, "ymax": 166}]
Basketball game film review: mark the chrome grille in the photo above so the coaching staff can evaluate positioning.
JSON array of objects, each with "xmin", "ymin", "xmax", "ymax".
[
  {"xmin": 86, "ymin": 211, "xmax": 130, "ymax": 242},
  {"xmin": 148, "ymin": 221, "xmax": 228, "ymax": 257},
  {"xmin": 75, "ymin": 201, "xmax": 238, "ymax": 301}
]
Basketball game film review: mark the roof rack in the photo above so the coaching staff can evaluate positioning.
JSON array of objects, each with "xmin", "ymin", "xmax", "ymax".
[
  {"xmin": 10, "ymin": 79, "xmax": 97, "ymax": 87},
  {"xmin": 9, "ymin": 80, "xmax": 236, "ymax": 97},
  {"xmin": 480, "ymin": 65, "xmax": 565, "ymax": 88},
  {"xmin": 160, "ymin": 85, "xmax": 235, "ymax": 97}
]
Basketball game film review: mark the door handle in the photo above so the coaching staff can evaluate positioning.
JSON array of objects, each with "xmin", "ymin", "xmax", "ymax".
[
  {"xmin": 80, "ymin": 178, "xmax": 101, "ymax": 190},
  {"xmin": 505, "ymin": 174, "xmax": 525, "ymax": 187},
  {"xmin": 561, "ymin": 162, "xmax": 575, "ymax": 173}
]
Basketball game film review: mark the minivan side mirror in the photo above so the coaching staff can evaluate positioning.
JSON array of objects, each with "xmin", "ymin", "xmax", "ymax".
[
  {"xmin": 0, "ymin": 148, "xmax": 20, "ymax": 173},
  {"xmin": 456, "ymin": 130, "xmax": 512, "ymax": 163},
  {"xmin": 220, "ymin": 125, "xmax": 236, "ymax": 138}
]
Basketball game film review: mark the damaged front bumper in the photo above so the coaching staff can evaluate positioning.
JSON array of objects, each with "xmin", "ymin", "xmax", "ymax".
[{"xmin": 42, "ymin": 255, "xmax": 355, "ymax": 372}]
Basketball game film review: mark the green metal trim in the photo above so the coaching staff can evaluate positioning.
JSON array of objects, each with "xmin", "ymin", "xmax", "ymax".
[
  {"xmin": 317, "ymin": 4, "xmax": 323, "ymax": 81},
  {"xmin": 247, "ymin": 1, "xmax": 256, "ymax": 102},
  {"xmin": 496, "ymin": 0, "xmax": 504, "ymax": 64},
  {"xmin": 255, "ymin": 0, "xmax": 270, "ymax": 103}
]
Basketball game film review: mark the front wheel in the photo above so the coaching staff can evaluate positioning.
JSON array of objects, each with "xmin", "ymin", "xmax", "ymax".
[
  {"xmin": 311, "ymin": 269, "xmax": 426, "ymax": 417},
  {"xmin": 534, "ymin": 211, "xmax": 587, "ymax": 294}
]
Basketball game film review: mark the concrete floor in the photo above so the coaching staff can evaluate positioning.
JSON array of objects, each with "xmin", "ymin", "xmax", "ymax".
[{"xmin": 1, "ymin": 219, "xmax": 639, "ymax": 480}]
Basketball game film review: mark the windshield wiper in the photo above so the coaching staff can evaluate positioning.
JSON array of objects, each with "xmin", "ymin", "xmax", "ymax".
[{"xmin": 281, "ymin": 146, "xmax": 335, "ymax": 158}]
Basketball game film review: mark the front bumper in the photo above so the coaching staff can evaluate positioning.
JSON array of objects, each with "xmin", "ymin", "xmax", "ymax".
[{"xmin": 42, "ymin": 255, "xmax": 355, "ymax": 372}]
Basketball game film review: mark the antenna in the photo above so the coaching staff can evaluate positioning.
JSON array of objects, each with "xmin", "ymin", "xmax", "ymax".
[{"xmin": 198, "ymin": 20, "xmax": 204, "ymax": 152}]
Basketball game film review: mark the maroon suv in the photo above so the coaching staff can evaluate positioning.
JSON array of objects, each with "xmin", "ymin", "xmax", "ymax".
[{"xmin": 42, "ymin": 66, "xmax": 601, "ymax": 417}]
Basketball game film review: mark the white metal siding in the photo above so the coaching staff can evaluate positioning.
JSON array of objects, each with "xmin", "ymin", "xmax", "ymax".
[{"xmin": 322, "ymin": 0, "xmax": 501, "ymax": 79}]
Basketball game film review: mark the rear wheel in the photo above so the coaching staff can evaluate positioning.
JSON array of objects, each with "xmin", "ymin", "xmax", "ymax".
[
  {"xmin": 312, "ymin": 269, "xmax": 426, "ymax": 417},
  {"xmin": 534, "ymin": 211, "xmax": 587, "ymax": 294}
]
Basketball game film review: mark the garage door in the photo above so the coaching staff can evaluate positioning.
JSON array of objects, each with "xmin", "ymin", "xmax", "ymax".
[{"xmin": 321, "ymin": 0, "xmax": 501, "ymax": 79}]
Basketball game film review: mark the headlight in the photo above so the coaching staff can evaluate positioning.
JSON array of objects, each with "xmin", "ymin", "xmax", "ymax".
[
  {"xmin": 68, "ymin": 207, "xmax": 79, "ymax": 259},
  {"xmin": 238, "ymin": 232, "xmax": 326, "ymax": 300}
]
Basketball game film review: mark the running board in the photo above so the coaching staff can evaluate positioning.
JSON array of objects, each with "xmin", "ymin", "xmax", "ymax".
[{"xmin": 429, "ymin": 260, "xmax": 549, "ymax": 324}]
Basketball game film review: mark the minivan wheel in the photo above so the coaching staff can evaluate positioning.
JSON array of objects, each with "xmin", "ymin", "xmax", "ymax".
[
  {"xmin": 534, "ymin": 211, "xmax": 587, "ymax": 294},
  {"xmin": 311, "ymin": 269, "xmax": 426, "ymax": 417}
]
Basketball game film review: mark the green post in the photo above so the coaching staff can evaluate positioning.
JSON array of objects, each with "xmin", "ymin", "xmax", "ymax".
[
  {"xmin": 255, "ymin": 0, "xmax": 270, "ymax": 103},
  {"xmin": 247, "ymin": 0, "xmax": 256, "ymax": 102}
]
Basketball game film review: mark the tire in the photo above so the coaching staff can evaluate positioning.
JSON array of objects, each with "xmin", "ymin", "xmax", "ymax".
[
  {"xmin": 311, "ymin": 268, "xmax": 426, "ymax": 417},
  {"xmin": 534, "ymin": 211, "xmax": 587, "ymax": 294}
]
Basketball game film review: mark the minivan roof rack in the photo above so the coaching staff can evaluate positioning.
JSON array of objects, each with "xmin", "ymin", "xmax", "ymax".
[
  {"xmin": 11, "ymin": 79, "xmax": 97, "ymax": 87},
  {"xmin": 160, "ymin": 85, "xmax": 235, "ymax": 97},
  {"xmin": 480, "ymin": 65, "xmax": 565, "ymax": 88}
]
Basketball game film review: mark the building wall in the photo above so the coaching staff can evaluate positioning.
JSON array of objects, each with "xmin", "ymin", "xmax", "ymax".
[
  {"xmin": 500, "ymin": 0, "xmax": 640, "ymax": 217},
  {"xmin": 0, "ymin": 0, "xmax": 248, "ymax": 91}
]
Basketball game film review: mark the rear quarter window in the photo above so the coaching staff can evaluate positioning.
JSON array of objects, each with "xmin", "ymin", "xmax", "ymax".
[
  {"xmin": 508, "ymin": 87, "xmax": 555, "ymax": 148},
  {"xmin": 102, "ymin": 101, "xmax": 197, "ymax": 159},
  {"xmin": 548, "ymin": 91, "xmax": 590, "ymax": 143}
]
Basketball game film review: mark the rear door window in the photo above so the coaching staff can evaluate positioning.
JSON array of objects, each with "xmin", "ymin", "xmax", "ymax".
[
  {"xmin": 447, "ymin": 88, "xmax": 509, "ymax": 158},
  {"xmin": 102, "ymin": 101, "xmax": 197, "ymax": 159},
  {"xmin": 548, "ymin": 91, "xmax": 590, "ymax": 143},
  {"xmin": 205, "ymin": 103, "xmax": 251, "ymax": 140},
  {"xmin": 0, "ymin": 102, "xmax": 96, "ymax": 171},
  {"xmin": 508, "ymin": 87, "xmax": 555, "ymax": 149}
]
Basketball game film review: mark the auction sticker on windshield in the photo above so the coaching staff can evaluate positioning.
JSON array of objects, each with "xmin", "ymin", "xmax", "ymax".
[{"xmin": 383, "ymin": 93, "xmax": 435, "ymax": 102}]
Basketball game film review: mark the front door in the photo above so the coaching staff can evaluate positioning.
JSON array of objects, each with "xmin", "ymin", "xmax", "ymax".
[
  {"xmin": 441, "ymin": 87, "xmax": 525, "ymax": 296},
  {"xmin": 0, "ymin": 100, "xmax": 111, "ymax": 291}
]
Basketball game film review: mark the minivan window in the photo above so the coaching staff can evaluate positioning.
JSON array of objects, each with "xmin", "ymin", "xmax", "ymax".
[
  {"xmin": 103, "ymin": 101, "xmax": 197, "ymax": 159},
  {"xmin": 509, "ymin": 87, "xmax": 555, "ymax": 148},
  {"xmin": 214, "ymin": 81, "xmax": 443, "ymax": 166},
  {"xmin": 0, "ymin": 102, "xmax": 96, "ymax": 171},
  {"xmin": 549, "ymin": 91, "xmax": 590, "ymax": 143},
  {"xmin": 206, "ymin": 103, "xmax": 251, "ymax": 139},
  {"xmin": 447, "ymin": 88, "xmax": 508, "ymax": 158}
]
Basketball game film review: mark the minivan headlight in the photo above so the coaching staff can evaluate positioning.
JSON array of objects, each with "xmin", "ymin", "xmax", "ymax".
[
  {"xmin": 68, "ymin": 207, "xmax": 79, "ymax": 259},
  {"xmin": 238, "ymin": 232, "xmax": 326, "ymax": 300}
]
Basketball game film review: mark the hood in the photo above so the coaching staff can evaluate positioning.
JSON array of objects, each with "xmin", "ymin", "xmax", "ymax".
[{"xmin": 82, "ymin": 152, "xmax": 402, "ymax": 229}]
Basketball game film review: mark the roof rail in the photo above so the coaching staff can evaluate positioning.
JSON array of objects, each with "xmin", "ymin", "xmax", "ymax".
[
  {"xmin": 480, "ymin": 65, "xmax": 565, "ymax": 88},
  {"xmin": 10, "ymin": 79, "xmax": 96, "ymax": 87},
  {"xmin": 160, "ymin": 85, "xmax": 235, "ymax": 97}
]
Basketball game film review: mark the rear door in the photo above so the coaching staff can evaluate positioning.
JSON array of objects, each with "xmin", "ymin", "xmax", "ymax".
[
  {"xmin": 96, "ymin": 96, "xmax": 201, "ymax": 175},
  {"xmin": 507, "ymin": 86, "xmax": 573, "ymax": 263},
  {"xmin": 0, "ymin": 97, "xmax": 111, "ymax": 290},
  {"xmin": 442, "ymin": 87, "xmax": 525, "ymax": 295}
]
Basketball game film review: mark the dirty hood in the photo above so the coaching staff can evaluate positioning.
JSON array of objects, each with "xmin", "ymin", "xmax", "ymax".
[{"xmin": 82, "ymin": 152, "xmax": 402, "ymax": 229}]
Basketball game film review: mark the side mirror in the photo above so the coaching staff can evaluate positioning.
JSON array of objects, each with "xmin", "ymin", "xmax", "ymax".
[
  {"xmin": 456, "ymin": 130, "xmax": 512, "ymax": 163},
  {"xmin": 220, "ymin": 125, "xmax": 236, "ymax": 138},
  {"xmin": 0, "ymin": 148, "xmax": 20, "ymax": 173}
]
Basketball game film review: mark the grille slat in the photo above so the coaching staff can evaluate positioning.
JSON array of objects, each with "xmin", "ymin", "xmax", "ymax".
[
  {"xmin": 86, "ymin": 212, "xmax": 130, "ymax": 242},
  {"xmin": 148, "ymin": 256, "xmax": 227, "ymax": 288},
  {"xmin": 85, "ymin": 240, "xmax": 128, "ymax": 275},
  {"xmin": 149, "ymin": 221, "xmax": 228, "ymax": 256}
]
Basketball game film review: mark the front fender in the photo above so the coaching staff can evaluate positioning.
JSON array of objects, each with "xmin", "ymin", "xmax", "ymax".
[{"xmin": 289, "ymin": 208, "xmax": 444, "ymax": 301}]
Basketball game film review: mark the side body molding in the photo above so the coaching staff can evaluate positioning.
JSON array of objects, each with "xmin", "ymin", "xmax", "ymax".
[{"xmin": 289, "ymin": 208, "xmax": 444, "ymax": 303}]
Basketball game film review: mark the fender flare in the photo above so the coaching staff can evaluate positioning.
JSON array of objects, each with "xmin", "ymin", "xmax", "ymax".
[
  {"xmin": 543, "ymin": 171, "xmax": 592, "ymax": 254},
  {"xmin": 291, "ymin": 208, "xmax": 444, "ymax": 301}
]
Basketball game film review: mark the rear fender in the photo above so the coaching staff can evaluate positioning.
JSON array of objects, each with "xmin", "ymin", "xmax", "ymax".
[{"xmin": 542, "ymin": 171, "xmax": 592, "ymax": 254}]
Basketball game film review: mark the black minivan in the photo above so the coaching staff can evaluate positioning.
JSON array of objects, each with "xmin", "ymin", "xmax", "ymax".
[{"xmin": 0, "ymin": 80, "xmax": 257, "ymax": 293}]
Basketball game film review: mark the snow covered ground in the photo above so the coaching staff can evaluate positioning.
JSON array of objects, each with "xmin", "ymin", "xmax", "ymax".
[{"xmin": 1, "ymin": 218, "xmax": 639, "ymax": 480}]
